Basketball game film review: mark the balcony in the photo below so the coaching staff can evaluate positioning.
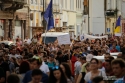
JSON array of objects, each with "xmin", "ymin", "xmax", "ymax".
[
  {"xmin": 53, "ymin": 4, "xmax": 62, "ymax": 14},
  {"xmin": 1, "ymin": 0, "xmax": 27, "ymax": 4},
  {"xmin": 105, "ymin": 9, "xmax": 118, "ymax": 17},
  {"xmin": 0, "ymin": 0, "xmax": 27, "ymax": 12}
]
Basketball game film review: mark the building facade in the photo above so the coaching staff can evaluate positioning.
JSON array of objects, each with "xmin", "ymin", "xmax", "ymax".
[
  {"xmin": 0, "ymin": 0, "xmax": 27, "ymax": 40},
  {"xmin": 76, "ymin": 0, "xmax": 84, "ymax": 36},
  {"xmin": 121, "ymin": 0, "xmax": 125, "ymax": 33},
  {"xmin": 60, "ymin": 0, "xmax": 76, "ymax": 36},
  {"xmin": 28, "ymin": 0, "xmax": 84, "ymax": 38},
  {"xmin": 28, "ymin": 0, "xmax": 44, "ymax": 38}
]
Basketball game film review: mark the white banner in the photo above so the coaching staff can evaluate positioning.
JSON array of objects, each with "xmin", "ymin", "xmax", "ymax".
[{"xmin": 83, "ymin": 34, "xmax": 108, "ymax": 40}]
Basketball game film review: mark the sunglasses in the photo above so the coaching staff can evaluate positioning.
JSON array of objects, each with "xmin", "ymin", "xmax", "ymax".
[{"xmin": 52, "ymin": 66, "xmax": 59, "ymax": 70}]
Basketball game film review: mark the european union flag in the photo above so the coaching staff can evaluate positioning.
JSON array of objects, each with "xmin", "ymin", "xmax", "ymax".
[
  {"xmin": 114, "ymin": 16, "xmax": 121, "ymax": 33},
  {"xmin": 43, "ymin": 0, "xmax": 54, "ymax": 31}
]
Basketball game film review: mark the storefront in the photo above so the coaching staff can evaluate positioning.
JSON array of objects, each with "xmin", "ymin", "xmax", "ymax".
[{"xmin": 0, "ymin": 11, "xmax": 13, "ymax": 39}]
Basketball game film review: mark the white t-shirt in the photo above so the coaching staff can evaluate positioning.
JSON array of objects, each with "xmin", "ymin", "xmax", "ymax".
[
  {"xmin": 24, "ymin": 39, "xmax": 31, "ymax": 44},
  {"xmin": 40, "ymin": 62, "xmax": 50, "ymax": 74},
  {"xmin": 84, "ymin": 71, "xmax": 107, "ymax": 82}
]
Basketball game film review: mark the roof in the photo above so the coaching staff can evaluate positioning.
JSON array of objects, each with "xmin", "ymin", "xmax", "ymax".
[{"xmin": 42, "ymin": 32, "xmax": 69, "ymax": 37}]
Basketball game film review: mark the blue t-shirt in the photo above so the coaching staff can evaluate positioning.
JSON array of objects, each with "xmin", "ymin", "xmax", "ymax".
[
  {"xmin": 23, "ymin": 70, "xmax": 48, "ymax": 83},
  {"xmin": 116, "ymin": 46, "xmax": 120, "ymax": 52}
]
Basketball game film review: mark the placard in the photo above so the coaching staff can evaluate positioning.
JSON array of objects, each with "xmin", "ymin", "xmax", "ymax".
[{"xmin": 57, "ymin": 34, "xmax": 70, "ymax": 45}]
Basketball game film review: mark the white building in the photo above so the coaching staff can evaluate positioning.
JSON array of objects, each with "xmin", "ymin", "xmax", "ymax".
[
  {"xmin": 83, "ymin": 0, "xmax": 123, "ymax": 35},
  {"xmin": 83, "ymin": 0, "xmax": 105, "ymax": 35}
]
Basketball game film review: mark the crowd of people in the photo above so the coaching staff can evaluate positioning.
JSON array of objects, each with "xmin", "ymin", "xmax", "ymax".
[{"xmin": 0, "ymin": 34, "xmax": 125, "ymax": 83}]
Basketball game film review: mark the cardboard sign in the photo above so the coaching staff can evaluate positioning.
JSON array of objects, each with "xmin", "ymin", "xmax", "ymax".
[{"xmin": 64, "ymin": 44, "xmax": 70, "ymax": 49}]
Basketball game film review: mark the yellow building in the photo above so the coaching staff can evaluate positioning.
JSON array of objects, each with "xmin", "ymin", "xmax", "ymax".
[{"xmin": 28, "ymin": 0, "xmax": 44, "ymax": 38}]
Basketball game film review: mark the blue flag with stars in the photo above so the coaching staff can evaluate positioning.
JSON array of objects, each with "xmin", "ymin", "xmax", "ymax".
[{"xmin": 43, "ymin": 0, "xmax": 54, "ymax": 31}]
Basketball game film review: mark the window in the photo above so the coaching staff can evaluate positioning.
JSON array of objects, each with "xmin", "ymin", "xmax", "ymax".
[
  {"xmin": 61, "ymin": 0, "xmax": 63, "ymax": 8},
  {"xmin": 53, "ymin": 0, "xmax": 55, "ymax": 4},
  {"xmin": 56, "ymin": 0, "xmax": 59, "ymax": 5},
  {"xmin": 41, "ymin": 0, "xmax": 43, "ymax": 5},
  {"xmin": 31, "ymin": 0, "xmax": 33, "ymax": 4},
  {"xmin": 70, "ymin": 0, "xmax": 74, "ymax": 10},
  {"xmin": 15, "ymin": 21, "xmax": 21, "ymax": 26},
  {"xmin": 63, "ymin": 22, "xmax": 67, "ymax": 27},
  {"xmin": 34, "ymin": 0, "xmax": 37, "ymax": 4},
  {"xmin": 65, "ymin": 0, "xmax": 67, "ymax": 9},
  {"xmin": 80, "ymin": 0, "xmax": 82, "ymax": 10},
  {"xmin": 78, "ymin": 0, "xmax": 79, "ymax": 9}
]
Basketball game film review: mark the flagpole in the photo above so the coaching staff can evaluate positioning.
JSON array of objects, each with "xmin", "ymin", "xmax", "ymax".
[{"xmin": 43, "ymin": 22, "xmax": 48, "ymax": 51}]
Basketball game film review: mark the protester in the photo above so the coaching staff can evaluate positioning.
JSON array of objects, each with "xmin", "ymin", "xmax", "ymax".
[
  {"xmin": 84, "ymin": 58, "xmax": 107, "ymax": 83},
  {"xmin": 48, "ymin": 66, "xmax": 72, "ymax": 83},
  {"xmin": 112, "ymin": 59, "xmax": 125, "ymax": 83},
  {"xmin": 7, "ymin": 74, "xmax": 20, "ymax": 83},
  {"xmin": 29, "ymin": 69, "xmax": 43, "ymax": 83},
  {"xmin": 0, "ymin": 67, "xmax": 5, "ymax": 83},
  {"xmin": 0, "ymin": 33, "xmax": 125, "ymax": 83},
  {"xmin": 23, "ymin": 58, "xmax": 48, "ymax": 83}
]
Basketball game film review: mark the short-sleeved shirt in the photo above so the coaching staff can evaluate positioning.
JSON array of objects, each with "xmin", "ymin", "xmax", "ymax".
[
  {"xmin": 74, "ymin": 61, "xmax": 81, "ymax": 75},
  {"xmin": 84, "ymin": 71, "xmax": 107, "ymax": 82}
]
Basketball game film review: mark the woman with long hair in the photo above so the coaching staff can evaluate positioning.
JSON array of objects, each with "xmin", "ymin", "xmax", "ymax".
[
  {"xmin": 18, "ymin": 61, "xmax": 30, "ymax": 83},
  {"xmin": 60, "ymin": 63, "xmax": 74, "ymax": 83},
  {"xmin": 48, "ymin": 66, "xmax": 72, "ymax": 83}
]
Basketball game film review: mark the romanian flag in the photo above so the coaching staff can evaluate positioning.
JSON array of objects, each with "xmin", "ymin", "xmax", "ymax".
[{"xmin": 114, "ymin": 16, "xmax": 121, "ymax": 33}]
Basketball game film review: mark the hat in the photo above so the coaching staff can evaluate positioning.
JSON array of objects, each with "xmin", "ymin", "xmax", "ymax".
[{"xmin": 86, "ymin": 54, "xmax": 93, "ymax": 62}]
